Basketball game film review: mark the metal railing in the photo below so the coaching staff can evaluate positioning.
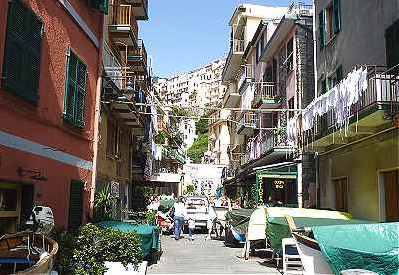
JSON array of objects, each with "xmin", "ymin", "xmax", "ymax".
[
  {"xmin": 128, "ymin": 39, "xmax": 148, "ymax": 75},
  {"xmin": 254, "ymin": 82, "xmax": 278, "ymax": 104},
  {"xmin": 238, "ymin": 113, "xmax": 257, "ymax": 130},
  {"xmin": 232, "ymin": 39, "xmax": 245, "ymax": 53},
  {"xmin": 108, "ymin": 4, "xmax": 138, "ymax": 37},
  {"xmin": 238, "ymin": 65, "xmax": 254, "ymax": 93},
  {"xmin": 287, "ymin": 2, "xmax": 313, "ymax": 15},
  {"xmin": 103, "ymin": 42, "xmax": 124, "ymax": 90},
  {"xmin": 316, "ymin": 64, "xmax": 399, "ymax": 134}
]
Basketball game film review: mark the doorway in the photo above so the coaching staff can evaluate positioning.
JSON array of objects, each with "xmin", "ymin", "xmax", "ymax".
[
  {"xmin": 381, "ymin": 169, "xmax": 399, "ymax": 222},
  {"xmin": 333, "ymin": 177, "xmax": 348, "ymax": 212}
]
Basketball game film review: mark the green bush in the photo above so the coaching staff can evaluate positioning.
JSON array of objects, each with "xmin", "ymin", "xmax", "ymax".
[
  {"xmin": 57, "ymin": 224, "xmax": 143, "ymax": 275},
  {"xmin": 187, "ymin": 133, "xmax": 208, "ymax": 163},
  {"xmin": 195, "ymin": 116, "xmax": 209, "ymax": 135},
  {"xmin": 94, "ymin": 186, "xmax": 115, "ymax": 222},
  {"xmin": 145, "ymin": 210, "xmax": 157, "ymax": 225}
]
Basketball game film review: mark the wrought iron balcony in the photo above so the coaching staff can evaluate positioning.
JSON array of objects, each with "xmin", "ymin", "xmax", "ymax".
[
  {"xmin": 314, "ymin": 65, "xmax": 399, "ymax": 140},
  {"xmin": 253, "ymin": 82, "xmax": 280, "ymax": 107},
  {"xmin": 103, "ymin": 42, "xmax": 124, "ymax": 91},
  {"xmin": 238, "ymin": 65, "xmax": 254, "ymax": 95},
  {"xmin": 127, "ymin": 39, "xmax": 148, "ymax": 76},
  {"xmin": 236, "ymin": 113, "xmax": 257, "ymax": 135}
]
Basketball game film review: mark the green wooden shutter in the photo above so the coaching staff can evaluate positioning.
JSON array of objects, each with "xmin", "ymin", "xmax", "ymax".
[
  {"xmin": 91, "ymin": 0, "xmax": 109, "ymax": 14},
  {"xmin": 75, "ymin": 62, "xmax": 88, "ymax": 128},
  {"xmin": 3, "ymin": 1, "xmax": 42, "ymax": 104},
  {"xmin": 64, "ymin": 50, "xmax": 78, "ymax": 124},
  {"xmin": 318, "ymin": 11, "xmax": 325, "ymax": 50},
  {"xmin": 333, "ymin": 0, "xmax": 341, "ymax": 34},
  {"xmin": 64, "ymin": 50, "xmax": 87, "ymax": 128},
  {"xmin": 68, "ymin": 180, "xmax": 84, "ymax": 230}
]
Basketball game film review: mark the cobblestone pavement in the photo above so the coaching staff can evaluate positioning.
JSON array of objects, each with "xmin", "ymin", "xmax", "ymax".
[{"xmin": 147, "ymin": 234, "xmax": 281, "ymax": 274}]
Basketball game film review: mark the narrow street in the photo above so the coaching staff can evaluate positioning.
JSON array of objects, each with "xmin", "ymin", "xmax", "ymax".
[{"xmin": 148, "ymin": 234, "xmax": 280, "ymax": 274}]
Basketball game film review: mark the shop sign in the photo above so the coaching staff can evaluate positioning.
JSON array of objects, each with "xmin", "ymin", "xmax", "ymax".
[{"xmin": 273, "ymin": 180, "xmax": 285, "ymax": 189}]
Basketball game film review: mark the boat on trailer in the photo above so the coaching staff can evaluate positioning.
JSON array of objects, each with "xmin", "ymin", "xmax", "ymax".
[
  {"xmin": 0, "ymin": 206, "xmax": 58, "ymax": 274},
  {"xmin": 286, "ymin": 216, "xmax": 399, "ymax": 275}
]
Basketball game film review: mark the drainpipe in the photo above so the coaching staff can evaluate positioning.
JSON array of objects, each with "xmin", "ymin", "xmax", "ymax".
[
  {"xmin": 89, "ymin": 13, "xmax": 105, "ymax": 220},
  {"xmin": 312, "ymin": 0, "xmax": 320, "ymax": 209}
]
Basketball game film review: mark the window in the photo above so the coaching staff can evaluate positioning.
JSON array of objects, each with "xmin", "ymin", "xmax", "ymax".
[
  {"xmin": 382, "ymin": 170, "xmax": 399, "ymax": 222},
  {"xmin": 385, "ymin": 19, "xmax": 399, "ymax": 69},
  {"xmin": 0, "ymin": 189, "xmax": 18, "ymax": 211},
  {"xmin": 286, "ymin": 38, "xmax": 294, "ymax": 72},
  {"xmin": 319, "ymin": 0, "xmax": 341, "ymax": 49},
  {"xmin": 64, "ymin": 49, "xmax": 88, "ymax": 128},
  {"xmin": 334, "ymin": 177, "xmax": 348, "ymax": 212},
  {"xmin": 2, "ymin": 1, "xmax": 43, "ymax": 104}
]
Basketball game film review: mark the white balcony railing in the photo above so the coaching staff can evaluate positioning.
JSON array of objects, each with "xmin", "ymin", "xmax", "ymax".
[
  {"xmin": 232, "ymin": 39, "xmax": 245, "ymax": 53},
  {"xmin": 238, "ymin": 65, "xmax": 254, "ymax": 92}
]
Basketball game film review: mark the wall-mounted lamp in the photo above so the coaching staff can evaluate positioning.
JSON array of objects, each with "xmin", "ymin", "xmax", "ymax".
[{"xmin": 17, "ymin": 166, "xmax": 48, "ymax": 181}]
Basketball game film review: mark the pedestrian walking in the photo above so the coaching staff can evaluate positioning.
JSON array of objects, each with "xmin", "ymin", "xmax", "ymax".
[
  {"xmin": 172, "ymin": 196, "xmax": 186, "ymax": 241},
  {"xmin": 206, "ymin": 202, "xmax": 217, "ymax": 240},
  {"xmin": 188, "ymin": 217, "xmax": 195, "ymax": 240}
]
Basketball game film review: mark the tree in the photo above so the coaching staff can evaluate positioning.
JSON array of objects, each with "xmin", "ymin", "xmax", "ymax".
[
  {"xmin": 196, "ymin": 116, "xmax": 209, "ymax": 135},
  {"xmin": 187, "ymin": 133, "xmax": 208, "ymax": 163}
]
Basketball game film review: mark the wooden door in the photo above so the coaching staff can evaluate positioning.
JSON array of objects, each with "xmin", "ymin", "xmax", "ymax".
[
  {"xmin": 383, "ymin": 170, "xmax": 399, "ymax": 222},
  {"xmin": 334, "ymin": 178, "xmax": 348, "ymax": 212}
]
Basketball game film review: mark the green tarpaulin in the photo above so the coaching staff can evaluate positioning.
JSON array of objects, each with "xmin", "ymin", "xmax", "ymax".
[
  {"xmin": 97, "ymin": 221, "xmax": 160, "ymax": 258},
  {"xmin": 266, "ymin": 217, "xmax": 369, "ymax": 252},
  {"xmin": 312, "ymin": 222, "xmax": 399, "ymax": 275},
  {"xmin": 225, "ymin": 208, "xmax": 254, "ymax": 235}
]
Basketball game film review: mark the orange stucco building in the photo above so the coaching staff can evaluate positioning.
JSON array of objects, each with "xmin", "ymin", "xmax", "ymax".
[{"xmin": 0, "ymin": 0, "xmax": 105, "ymax": 232}]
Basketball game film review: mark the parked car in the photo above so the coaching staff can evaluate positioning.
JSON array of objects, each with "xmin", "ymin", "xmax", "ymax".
[{"xmin": 184, "ymin": 196, "xmax": 209, "ymax": 228}]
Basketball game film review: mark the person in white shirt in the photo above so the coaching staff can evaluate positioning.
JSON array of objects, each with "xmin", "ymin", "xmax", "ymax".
[{"xmin": 173, "ymin": 196, "xmax": 187, "ymax": 240}]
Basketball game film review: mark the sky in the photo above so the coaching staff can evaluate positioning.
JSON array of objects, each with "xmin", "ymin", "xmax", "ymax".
[{"xmin": 140, "ymin": 0, "xmax": 312, "ymax": 78}]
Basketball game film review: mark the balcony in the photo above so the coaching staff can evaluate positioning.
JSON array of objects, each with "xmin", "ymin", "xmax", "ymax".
[
  {"xmin": 223, "ymin": 84, "xmax": 241, "ymax": 108},
  {"xmin": 108, "ymin": 4, "xmax": 138, "ymax": 47},
  {"xmin": 308, "ymin": 65, "xmax": 399, "ymax": 148},
  {"xmin": 123, "ymin": 0, "xmax": 149, "ymax": 20},
  {"xmin": 241, "ymin": 129, "xmax": 293, "ymax": 165},
  {"xmin": 103, "ymin": 42, "xmax": 124, "ymax": 91},
  {"xmin": 222, "ymin": 39, "xmax": 245, "ymax": 83},
  {"xmin": 236, "ymin": 113, "xmax": 257, "ymax": 135},
  {"xmin": 150, "ymin": 167, "xmax": 181, "ymax": 183},
  {"xmin": 127, "ymin": 39, "xmax": 148, "ymax": 76},
  {"xmin": 238, "ymin": 65, "xmax": 254, "ymax": 95},
  {"xmin": 252, "ymin": 82, "xmax": 280, "ymax": 108}
]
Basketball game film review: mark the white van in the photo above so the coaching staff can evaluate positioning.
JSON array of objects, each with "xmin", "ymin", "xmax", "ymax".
[{"xmin": 185, "ymin": 196, "xmax": 209, "ymax": 228}]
